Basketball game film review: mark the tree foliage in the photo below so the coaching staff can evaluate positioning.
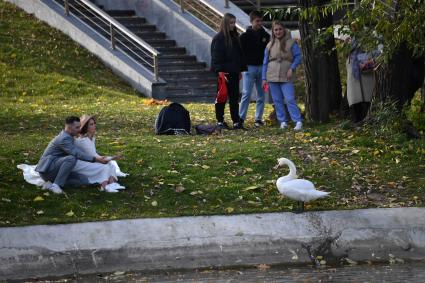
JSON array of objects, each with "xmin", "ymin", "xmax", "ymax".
[{"xmin": 311, "ymin": 0, "xmax": 425, "ymax": 61}]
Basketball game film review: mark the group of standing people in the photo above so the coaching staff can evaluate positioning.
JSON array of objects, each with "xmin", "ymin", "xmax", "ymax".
[{"xmin": 211, "ymin": 11, "xmax": 303, "ymax": 131}]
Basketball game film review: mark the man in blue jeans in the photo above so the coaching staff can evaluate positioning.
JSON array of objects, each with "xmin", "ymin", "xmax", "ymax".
[{"xmin": 239, "ymin": 10, "xmax": 270, "ymax": 127}]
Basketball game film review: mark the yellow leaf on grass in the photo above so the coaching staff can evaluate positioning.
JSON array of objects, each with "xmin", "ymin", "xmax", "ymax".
[
  {"xmin": 151, "ymin": 201, "xmax": 158, "ymax": 207},
  {"xmin": 201, "ymin": 165, "xmax": 210, "ymax": 169},
  {"xmin": 242, "ymin": 185, "xmax": 260, "ymax": 192},
  {"xmin": 225, "ymin": 207, "xmax": 234, "ymax": 213},
  {"xmin": 33, "ymin": 196, "xmax": 44, "ymax": 202},
  {"xmin": 245, "ymin": 168, "xmax": 253, "ymax": 172},
  {"xmin": 65, "ymin": 210, "xmax": 74, "ymax": 217},
  {"xmin": 36, "ymin": 210, "xmax": 44, "ymax": 215}
]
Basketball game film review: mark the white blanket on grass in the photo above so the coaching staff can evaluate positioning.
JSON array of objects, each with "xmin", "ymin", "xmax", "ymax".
[{"xmin": 17, "ymin": 161, "xmax": 128, "ymax": 187}]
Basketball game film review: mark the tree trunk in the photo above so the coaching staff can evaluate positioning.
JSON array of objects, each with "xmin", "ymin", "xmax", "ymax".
[
  {"xmin": 375, "ymin": 43, "xmax": 425, "ymax": 110},
  {"xmin": 298, "ymin": 0, "xmax": 342, "ymax": 122}
]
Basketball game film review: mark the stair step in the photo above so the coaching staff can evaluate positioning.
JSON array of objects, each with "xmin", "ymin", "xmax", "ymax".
[
  {"xmin": 165, "ymin": 81, "xmax": 216, "ymax": 88},
  {"xmin": 144, "ymin": 39, "xmax": 176, "ymax": 47},
  {"xmin": 158, "ymin": 61, "xmax": 206, "ymax": 67},
  {"xmin": 159, "ymin": 67, "xmax": 213, "ymax": 75},
  {"xmin": 158, "ymin": 54, "xmax": 197, "ymax": 61},
  {"xmin": 165, "ymin": 87, "xmax": 216, "ymax": 97},
  {"xmin": 155, "ymin": 46, "xmax": 186, "ymax": 54},
  {"xmin": 79, "ymin": 15, "xmax": 147, "ymax": 25},
  {"xmin": 79, "ymin": 18, "xmax": 156, "ymax": 32},
  {"xmin": 112, "ymin": 16, "xmax": 148, "ymax": 26},
  {"xmin": 104, "ymin": 10, "xmax": 136, "ymax": 17},
  {"xmin": 134, "ymin": 31, "xmax": 166, "ymax": 39}
]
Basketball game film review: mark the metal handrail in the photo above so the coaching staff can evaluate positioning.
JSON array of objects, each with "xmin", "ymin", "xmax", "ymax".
[
  {"xmin": 63, "ymin": 0, "xmax": 160, "ymax": 81},
  {"xmin": 179, "ymin": 0, "xmax": 246, "ymax": 33}
]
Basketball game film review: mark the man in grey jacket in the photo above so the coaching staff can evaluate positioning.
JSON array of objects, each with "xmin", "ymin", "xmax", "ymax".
[{"xmin": 35, "ymin": 116, "xmax": 108, "ymax": 194}]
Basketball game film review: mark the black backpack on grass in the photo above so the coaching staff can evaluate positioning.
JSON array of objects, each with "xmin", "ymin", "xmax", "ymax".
[{"xmin": 155, "ymin": 103, "xmax": 191, "ymax": 135}]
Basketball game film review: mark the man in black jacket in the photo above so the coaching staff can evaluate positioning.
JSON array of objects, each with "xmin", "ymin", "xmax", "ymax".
[{"xmin": 239, "ymin": 10, "xmax": 270, "ymax": 127}]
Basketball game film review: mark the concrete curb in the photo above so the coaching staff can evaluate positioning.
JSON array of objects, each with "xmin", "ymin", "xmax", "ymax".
[{"xmin": 1, "ymin": 208, "xmax": 425, "ymax": 280}]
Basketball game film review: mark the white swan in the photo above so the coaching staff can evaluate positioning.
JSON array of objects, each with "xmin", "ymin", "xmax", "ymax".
[{"xmin": 276, "ymin": 158, "xmax": 329, "ymax": 213}]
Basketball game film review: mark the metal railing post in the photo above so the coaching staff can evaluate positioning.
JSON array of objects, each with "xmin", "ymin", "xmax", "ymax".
[
  {"xmin": 64, "ymin": 0, "xmax": 70, "ymax": 15},
  {"xmin": 153, "ymin": 55, "xmax": 159, "ymax": 81},
  {"xmin": 110, "ymin": 23, "xmax": 116, "ymax": 50},
  {"xmin": 180, "ymin": 0, "xmax": 184, "ymax": 12},
  {"xmin": 225, "ymin": 0, "xmax": 229, "ymax": 8}
]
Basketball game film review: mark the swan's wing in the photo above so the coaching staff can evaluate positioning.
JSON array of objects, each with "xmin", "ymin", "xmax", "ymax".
[
  {"xmin": 278, "ymin": 179, "xmax": 329, "ymax": 202},
  {"xmin": 286, "ymin": 179, "xmax": 315, "ymax": 191}
]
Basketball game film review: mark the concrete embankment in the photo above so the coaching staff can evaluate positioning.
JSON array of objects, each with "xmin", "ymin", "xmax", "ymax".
[{"xmin": 1, "ymin": 207, "xmax": 424, "ymax": 280}]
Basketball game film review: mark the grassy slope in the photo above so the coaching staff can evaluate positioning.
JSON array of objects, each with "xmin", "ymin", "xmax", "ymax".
[{"xmin": 0, "ymin": 1, "xmax": 424, "ymax": 227}]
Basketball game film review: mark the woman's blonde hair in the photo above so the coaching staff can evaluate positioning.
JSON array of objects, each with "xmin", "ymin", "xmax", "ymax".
[
  {"xmin": 219, "ymin": 13, "xmax": 237, "ymax": 47},
  {"xmin": 270, "ymin": 20, "xmax": 288, "ymax": 52}
]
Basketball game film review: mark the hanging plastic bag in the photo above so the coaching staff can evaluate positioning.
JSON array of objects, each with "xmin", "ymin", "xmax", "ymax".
[{"xmin": 216, "ymin": 72, "xmax": 228, "ymax": 103}]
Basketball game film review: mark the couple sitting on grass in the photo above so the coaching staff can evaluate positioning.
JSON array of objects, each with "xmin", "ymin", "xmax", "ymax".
[{"xmin": 23, "ymin": 115, "xmax": 127, "ymax": 194}]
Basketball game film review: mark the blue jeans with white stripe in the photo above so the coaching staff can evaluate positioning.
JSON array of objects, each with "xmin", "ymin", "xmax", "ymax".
[{"xmin": 269, "ymin": 82, "xmax": 302, "ymax": 123}]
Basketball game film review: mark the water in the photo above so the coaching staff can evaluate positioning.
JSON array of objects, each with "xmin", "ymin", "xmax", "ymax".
[{"xmin": 22, "ymin": 262, "xmax": 425, "ymax": 283}]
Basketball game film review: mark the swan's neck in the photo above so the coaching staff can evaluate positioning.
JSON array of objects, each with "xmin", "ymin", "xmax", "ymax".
[{"xmin": 285, "ymin": 160, "xmax": 297, "ymax": 179}]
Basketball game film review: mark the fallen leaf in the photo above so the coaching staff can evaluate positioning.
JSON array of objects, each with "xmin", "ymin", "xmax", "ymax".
[
  {"xmin": 174, "ymin": 185, "xmax": 186, "ymax": 193},
  {"xmin": 36, "ymin": 210, "xmax": 44, "ymax": 215},
  {"xmin": 242, "ymin": 185, "xmax": 261, "ymax": 192},
  {"xmin": 201, "ymin": 165, "xmax": 210, "ymax": 169},
  {"xmin": 65, "ymin": 210, "xmax": 74, "ymax": 217},
  {"xmin": 345, "ymin": 258, "xmax": 358, "ymax": 265},
  {"xmin": 33, "ymin": 196, "xmax": 44, "ymax": 202},
  {"xmin": 256, "ymin": 264, "xmax": 271, "ymax": 271},
  {"xmin": 225, "ymin": 207, "xmax": 234, "ymax": 213},
  {"xmin": 151, "ymin": 201, "xmax": 158, "ymax": 207}
]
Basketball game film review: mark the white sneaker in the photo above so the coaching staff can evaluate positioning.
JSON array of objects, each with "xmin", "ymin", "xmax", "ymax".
[
  {"xmin": 294, "ymin": 121, "xmax": 303, "ymax": 131},
  {"xmin": 107, "ymin": 182, "xmax": 126, "ymax": 190},
  {"xmin": 280, "ymin": 122, "xmax": 288, "ymax": 129},
  {"xmin": 103, "ymin": 184, "xmax": 119, "ymax": 193},
  {"xmin": 41, "ymin": 181, "xmax": 52, "ymax": 190},
  {"xmin": 50, "ymin": 183, "xmax": 63, "ymax": 194}
]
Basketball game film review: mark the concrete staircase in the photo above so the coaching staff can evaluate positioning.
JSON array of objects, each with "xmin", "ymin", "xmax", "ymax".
[{"xmin": 76, "ymin": 4, "xmax": 217, "ymax": 102}]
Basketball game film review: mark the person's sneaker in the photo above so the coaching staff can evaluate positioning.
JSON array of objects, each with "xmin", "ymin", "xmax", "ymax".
[
  {"xmin": 107, "ymin": 182, "xmax": 126, "ymax": 190},
  {"xmin": 217, "ymin": 121, "xmax": 230, "ymax": 130},
  {"xmin": 254, "ymin": 120, "xmax": 265, "ymax": 127},
  {"xmin": 233, "ymin": 122, "xmax": 244, "ymax": 130},
  {"xmin": 103, "ymin": 183, "xmax": 119, "ymax": 193},
  {"xmin": 280, "ymin": 122, "xmax": 288, "ymax": 129},
  {"xmin": 294, "ymin": 121, "xmax": 303, "ymax": 131},
  {"xmin": 50, "ymin": 183, "xmax": 63, "ymax": 194},
  {"xmin": 41, "ymin": 181, "xmax": 52, "ymax": 190}
]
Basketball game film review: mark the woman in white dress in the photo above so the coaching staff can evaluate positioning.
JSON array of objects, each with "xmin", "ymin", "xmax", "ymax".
[{"xmin": 73, "ymin": 115, "xmax": 125, "ymax": 193}]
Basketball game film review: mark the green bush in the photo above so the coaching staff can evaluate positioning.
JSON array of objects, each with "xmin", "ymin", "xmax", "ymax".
[{"xmin": 406, "ymin": 92, "xmax": 425, "ymax": 132}]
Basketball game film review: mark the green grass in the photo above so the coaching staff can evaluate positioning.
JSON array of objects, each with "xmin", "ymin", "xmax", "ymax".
[{"xmin": 0, "ymin": 1, "xmax": 424, "ymax": 227}]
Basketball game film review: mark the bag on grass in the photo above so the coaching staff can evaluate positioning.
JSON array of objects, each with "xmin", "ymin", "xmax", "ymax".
[
  {"xmin": 155, "ymin": 103, "xmax": 191, "ymax": 135},
  {"xmin": 195, "ymin": 124, "xmax": 221, "ymax": 135}
]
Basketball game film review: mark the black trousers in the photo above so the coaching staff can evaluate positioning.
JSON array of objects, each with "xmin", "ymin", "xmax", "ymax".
[
  {"xmin": 215, "ymin": 73, "xmax": 241, "ymax": 123},
  {"xmin": 350, "ymin": 102, "xmax": 370, "ymax": 123}
]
